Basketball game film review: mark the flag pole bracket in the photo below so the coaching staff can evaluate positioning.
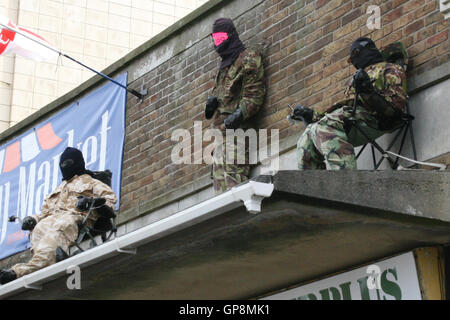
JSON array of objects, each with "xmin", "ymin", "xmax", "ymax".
[{"xmin": 129, "ymin": 85, "xmax": 147, "ymax": 102}]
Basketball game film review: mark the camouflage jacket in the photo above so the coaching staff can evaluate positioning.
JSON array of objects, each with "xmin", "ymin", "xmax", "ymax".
[
  {"xmin": 210, "ymin": 48, "xmax": 265, "ymax": 131},
  {"xmin": 317, "ymin": 61, "xmax": 407, "ymax": 121},
  {"xmin": 34, "ymin": 174, "xmax": 117, "ymax": 226}
]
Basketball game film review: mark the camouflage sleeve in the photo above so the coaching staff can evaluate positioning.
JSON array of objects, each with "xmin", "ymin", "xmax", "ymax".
[
  {"xmin": 92, "ymin": 180, "xmax": 117, "ymax": 209},
  {"xmin": 34, "ymin": 187, "xmax": 61, "ymax": 223},
  {"xmin": 239, "ymin": 51, "xmax": 266, "ymax": 120},
  {"xmin": 34, "ymin": 202, "xmax": 52, "ymax": 223},
  {"xmin": 373, "ymin": 64, "xmax": 407, "ymax": 112},
  {"xmin": 319, "ymin": 100, "xmax": 353, "ymax": 119},
  {"xmin": 323, "ymin": 63, "xmax": 406, "ymax": 116}
]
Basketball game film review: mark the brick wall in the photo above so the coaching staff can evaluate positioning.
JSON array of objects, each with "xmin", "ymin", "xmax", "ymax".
[{"xmin": 120, "ymin": 0, "xmax": 448, "ymax": 214}]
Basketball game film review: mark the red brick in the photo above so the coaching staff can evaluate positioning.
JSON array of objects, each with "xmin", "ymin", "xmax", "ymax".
[
  {"xmin": 415, "ymin": 24, "xmax": 436, "ymax": 42},
  {"xmin": 316, "ymin": 0, "xmax": 327, "ymax": 9},
  {"xmin": 404, "ymin": 19, "xmax": 424, "ymax": 35},
  {"xmin": 427, "ymin": 30, "xmax": 448, "ymax": 48},
  {"xmin": 402, "ymin": 0, "xmax": 425, "ymax": 14},
  {"xmin": 304, "ymin": 49, "xmax": 324, "ymax": 65},
  {"xmin": 341, "ymin": 8, "xmax": 361, "ymax": 26},
  {"xmin": 383, "ymin": 7, "xmax": 403, "ymax": 24}
]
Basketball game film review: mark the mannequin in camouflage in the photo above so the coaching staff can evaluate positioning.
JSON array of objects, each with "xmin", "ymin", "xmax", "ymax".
[
  {"xmin": 0, "ymin": 147, "xmax": 117, "ymax": 285},
  {"xmin": 295, "ymin": 37, "xmax": 407, "ymax": 170},
  {"xmin": 205, "ymin": 18, "xmax": 265, "ymax": 194}
]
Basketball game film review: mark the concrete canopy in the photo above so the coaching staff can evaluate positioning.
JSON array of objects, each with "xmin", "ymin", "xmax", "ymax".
[{"xmin": 6, "ymin": 170, "xmax": 450, "ymax": 300}]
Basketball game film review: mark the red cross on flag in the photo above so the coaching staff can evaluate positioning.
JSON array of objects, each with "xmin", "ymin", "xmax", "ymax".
[{"xmin": 0, "ymin": 15, "xmax": 58, "ymax": 62}]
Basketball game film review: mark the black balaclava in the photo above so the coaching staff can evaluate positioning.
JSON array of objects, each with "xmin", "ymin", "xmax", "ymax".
[
  {"xmin": 59, "ymin": 147, "xmax": 87, "ymax": 181},
  {"xmin": 349, "ymin": 37, "xmax": 384, "ymax": 70},
  {"xmin": 212, "ymin": 18, "xmax": 246, "ymax": 69}
]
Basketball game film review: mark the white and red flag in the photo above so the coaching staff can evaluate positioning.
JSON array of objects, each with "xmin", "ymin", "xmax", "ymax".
[{"xmin": 0, "ymin": 15, "xmax": 58, "ymax": 62}]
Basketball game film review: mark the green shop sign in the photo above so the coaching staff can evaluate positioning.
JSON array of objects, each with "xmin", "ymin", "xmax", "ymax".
[{"xmin": 262, "ymin": 252, "xmax": 422, "ymax": 300}]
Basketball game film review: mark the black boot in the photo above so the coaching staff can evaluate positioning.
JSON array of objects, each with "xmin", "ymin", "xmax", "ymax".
[{"xmin": 0, "ymin": 269, "xmax": 17, "ymax": 285}]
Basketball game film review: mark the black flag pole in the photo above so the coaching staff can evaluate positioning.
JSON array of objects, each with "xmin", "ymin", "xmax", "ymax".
[
  {"xmin": 59, "ymin": 52, "xmax": 147, "ymax": 100},
  {"xmin": 0, "ymin": 22, "xmax": 147, "ymax": 100}
]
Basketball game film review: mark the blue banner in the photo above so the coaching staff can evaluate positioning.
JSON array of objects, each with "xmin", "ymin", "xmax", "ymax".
[{"xmin": 0, "ymin": 72, "xmax": 127, "ymax": 260}]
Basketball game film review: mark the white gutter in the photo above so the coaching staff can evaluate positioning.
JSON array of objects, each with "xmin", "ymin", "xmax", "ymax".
[{"xmin": 0, "ymin": 181, "xmax": 274, "ymax": 299}]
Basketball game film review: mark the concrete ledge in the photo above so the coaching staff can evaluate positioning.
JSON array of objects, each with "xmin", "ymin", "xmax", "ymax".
[
  {"xmin": 274, "ymin": 170, "xmax": 450, "ymax": 222},
  {"xmin": 408, "ymin": 61, "xmax": 450, "ymax": 94}
]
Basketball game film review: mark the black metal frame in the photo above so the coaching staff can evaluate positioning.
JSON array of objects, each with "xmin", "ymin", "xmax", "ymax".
[
  {"xmin": 352, "ymin": 98, "xmax": 417, "ymax": 170},
  {"xmin": 71, "ymin": 200, "xmax": 117, "ymax": 254}
]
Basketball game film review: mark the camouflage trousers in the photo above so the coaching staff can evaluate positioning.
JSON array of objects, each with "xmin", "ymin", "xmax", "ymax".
[
  {"xmin": 11, "ymin": 211, "xmax": 83, "ymax": 278},
  {"xmin": 297, "ymin": 105, "xmax": 383, "ymax": 170},
  {"xmin": 212, "ymin": 136, "xmax": 250, "ymax": 194}
]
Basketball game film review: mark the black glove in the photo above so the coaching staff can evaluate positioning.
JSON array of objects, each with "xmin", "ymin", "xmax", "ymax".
[
  {"xmin": 21, "ymin": 216, "xmax": 37, "ymax": 231},
  {"xmin": 76, "ymin": 196, "xmax": 93, "ymax": 211},
  {"xmin": 224, "ymin": 108, "xmax": 244, "ymax": 129},
  {"xmin": 353, "ymin": 69, "xmax": 374, "ymax": 94},
  {"xmin": 293, "ymin": 105, "xmax": 314, "ymax": 124},
  {"xmin": 205, "ymin": 96, "xmax": 219, "ymax": 119},
  {"xmin": 76, "ymin": 196, "xmax": 106, "ymax": 211},
  {"xmin": 96, "ymin": 205, "xmax": 116, "ymax": 219}
]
